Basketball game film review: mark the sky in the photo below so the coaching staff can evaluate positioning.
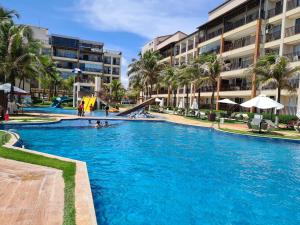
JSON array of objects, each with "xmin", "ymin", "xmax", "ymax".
[{"xmin": 2, "ymin": 0, "xmax": 224, "ymax": 88}]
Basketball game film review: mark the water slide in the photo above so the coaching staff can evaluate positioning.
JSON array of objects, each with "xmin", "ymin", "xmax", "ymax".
[
  {"xmin": 116, "ymin": 98, "xmax": 156, "ymax": 116},
  {"xmin": 52, "ymin": 97, "xmax": 72, "ymax": 108},
  {"xmin": 82, "ymin": 96, "xmax": 97, "ymax": 112}
]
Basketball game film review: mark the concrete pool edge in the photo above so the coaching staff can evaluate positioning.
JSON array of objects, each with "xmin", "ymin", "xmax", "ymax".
[{"xmin": 3, "ymin": 131, "xmax": 98, "ymax": 225}]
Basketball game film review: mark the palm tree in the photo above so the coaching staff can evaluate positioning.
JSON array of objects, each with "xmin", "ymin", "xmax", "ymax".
[
  {"xmin": 128, "ymin": 70, "xmax": 144, "ymax": 102},
  {"xmin": 39, "ymin": 55, "xmax": 61, "ymax": 99},
  {"xmin": 109, "ymin": 79, "xmax": 125, "ymax": 102},
  {"xmin": 196, "ymin": 54, "xmax": 222, "ymax": 111},
  {"xmin": 0, "ymin": 23, "xmax": 40, "ymax": 101},
  {"xmin": 128, "ymin": 51, "xmax": 165, "ymax": 98},
  {"xmin": 184, "ymin": 59, "xmax": 205, "ymax": 108},
  {"xmin": 253, "ymin": 54, "xmax": 300, "ymax": 105},
  {"xmin": 0, "ymin": 6, "xmax": 19, "ymax": 23},
  {"xmin": 177, "ymin": 65, "xmax": 193, "ymax": 111},
  {"xmin": 160, "ymin": 65, "xmax": 179, "ymax": 107}
]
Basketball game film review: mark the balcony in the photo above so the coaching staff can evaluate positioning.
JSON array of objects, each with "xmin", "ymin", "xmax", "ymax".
[
  {"xmin": 53, "ymin": 51, "xmax": 77, "ymax": 59},
  {"xmin": 224, "ymin": 11, "xmax": 261, "ymax": 33},
  {"xmin": 285, "ymin": 25, "xmax": 300, "ymax": 37},
  {"xmin": 224, "ymin": 36, "xmax": 256, "ymax": 52},
  {"xmin": 188, "ymin": 44, "xmax": 194, "ymax": 51},
  {"xmin": 56, "ymin": 63, "xmax": 77, "ymax": 70},
  {"xmin": 200, "ymin": 86, "xmax": 214, "ymax": 92},
  {"xmin": 220, "ymin": 83, "xmax": 252, "ymax": 91},
  {"xmin": 199, "ymin": 28, "xmax": 222, "ymax": 43},
  {"xmin": 287, "ymin": 0, "xmax": 300, "ymax": 11},
  {"xmin": 223, "ymin": 58, "xmax": 254, "ymax": 71},
  {"xmin": 284, "ymin": 51, "xmax": 300, "ymax": 61},
  {"xmin": 79, "ymin": 55, "xmax": 102, "ymax": 62},
  {"xmin": 266, "ymin": 30, "xmax": 281, "ymax": 42},
  {"xmin": 266, "ymin": 6, "xmax": 283, "ymax": 19}
]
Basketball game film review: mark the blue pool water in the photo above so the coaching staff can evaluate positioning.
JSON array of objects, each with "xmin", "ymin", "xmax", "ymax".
[{"xmin": 4, "ymin": 120, "xmax": 300, "ymax": 225}]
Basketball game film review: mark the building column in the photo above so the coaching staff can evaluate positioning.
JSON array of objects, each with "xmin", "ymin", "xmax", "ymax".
[
  {"xmin": 216, "ymin": 34, "xmax": 224, "ymax": 110},
  {"xmin": 251, "ymin": 19, "xmax": 262, "ymax": 112}
]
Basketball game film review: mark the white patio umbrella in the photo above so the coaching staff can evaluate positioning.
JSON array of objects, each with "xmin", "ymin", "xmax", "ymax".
[
  {"xmin": 72, "ymin": 68, "xmax": 82, "ymax": 74},
  {"xmin": 191, "ymin": 98, "xmax": 198, "ymax": 110},
  {"xmin": 217, "ymin": 98, "xmax": 237, "ymax": 105},
  {"xmin": 159, "ymin": 98, "xmax": 164, "ymax": 107},
  {"xmin": 178, "ymin": 98, "xmax": 184, "ymax": 109},
  {"xmin": 240, "ymin": 94, "xmax": 284, "ymax": 110},
  {"xmin": 0, "ymin": 83, "xmax": 28, "ymax": 94}
]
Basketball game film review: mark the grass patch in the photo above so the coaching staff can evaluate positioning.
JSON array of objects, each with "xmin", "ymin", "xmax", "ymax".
[
  {"xmin": 0, "ymin": 131, "xmax": 76, "ymax": 225},
  {"xmin": 219, "ymin": 128, "xmax": 300, "ymax": 140},
  {"xmin": 9, "ymin": 117, "xmax": 56, "ymax": 123},
  {"xmin": 184, "ymin": 116, "xmax": 245, "ymax": 124},
  {"xmin": 62, "ymin": 107, "xmax": 76, "ymax": 110}
]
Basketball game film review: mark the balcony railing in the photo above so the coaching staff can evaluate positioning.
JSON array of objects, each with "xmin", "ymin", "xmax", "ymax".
[
  {"xmin": 285, "ymin": 25, "xmax": 300, "ymax": 37},
  {"xmin": 287, "ymin": 0, "xmax": 300, "ymax": 11},
  {"xmin": 285, "ymin": 51, "xmax": 300, "ymax": 62},
  {"xmin": 224, "ymin": 11, "xmax": 261, "ymax": 33},
  {"xmin": 266, "ymin": 6, "xmax": 283, "ymax": 18},
  {"xmin": 223, "ymin": 58, "xmax": 254, "ymax": 71},
  {"xmin": 188, "ymin": 44, "xmax": 194, "ymax": 51},
  {"xmin": 266, "ymin": 30, "xmax": 281, "ymax": 42},
  {"xmin": 224, "ymin": 36, "xmax": 256, "ymax": 52},
  {"xmin": 53, "ymin": 52, "xmax": 77, "ymax": 59},
  {"xmin": 200, "ymin": 86, "xmax": 214, "ymax": 92},
  {"xmin": 181, "ymin": 47, "xmax": 186, "ymax": 53},
  {"xmin": 221, "ymin": 83, "xmax": 252, "ymax": 91},
  {"xmin": 79, "ymin": 56, "xmax": 102, "ymax": 62}
]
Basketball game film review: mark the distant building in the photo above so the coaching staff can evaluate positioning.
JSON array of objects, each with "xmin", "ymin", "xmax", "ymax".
[{"xmin": 29, "ymin": 25, "xmax": 122, "ymax": 106}]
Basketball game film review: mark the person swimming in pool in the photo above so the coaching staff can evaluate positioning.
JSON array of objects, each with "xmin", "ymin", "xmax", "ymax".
[{"xmin": 95, "ymin": 120, "xmax": 101, "ymax": 128}]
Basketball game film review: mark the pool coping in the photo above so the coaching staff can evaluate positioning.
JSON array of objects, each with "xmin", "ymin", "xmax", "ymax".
[{"xmin": 3, "ymin": 131, "xmax": 98, "ymax": 225}]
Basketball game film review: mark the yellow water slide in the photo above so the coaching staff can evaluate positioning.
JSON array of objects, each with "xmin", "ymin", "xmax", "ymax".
[{"xmin": 82, "ymin": 96, "xmax": 97, "ymax": 112}]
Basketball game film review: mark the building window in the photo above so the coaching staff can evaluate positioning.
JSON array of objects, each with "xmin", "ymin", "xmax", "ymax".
[
  {"xmin": 112, "ymin": 57, "xmax": 120, "ymax": 65},
  {"xmin": 79, "ymin": 63, "xmax": 102, "ymax": 73},
  {"xmin": 104, "ymin": 66, "xmax": 111, "ymax": 74},
  {"xmin": 112, "ymin": 67, "xmax": 120, "ymax": 75},
  {"xmin": 104, "ymin": 56, "xmax": 111, "ymax": 64}
]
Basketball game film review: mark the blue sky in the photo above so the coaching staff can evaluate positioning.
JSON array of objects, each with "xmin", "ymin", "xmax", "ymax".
[{"xmin": 2, "ymin": 0, "xmax": 224, "ymax": 87}]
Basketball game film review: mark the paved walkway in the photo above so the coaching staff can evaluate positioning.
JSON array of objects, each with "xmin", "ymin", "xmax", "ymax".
[{"xmin": 0, "ymin": 158, "xmax": 64, "ymax": 225}]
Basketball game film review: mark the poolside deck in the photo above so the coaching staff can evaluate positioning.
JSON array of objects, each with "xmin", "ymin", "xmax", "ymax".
[{"xmin": 0, "ymin": 158, "xmax": 64, "ymax": 225}]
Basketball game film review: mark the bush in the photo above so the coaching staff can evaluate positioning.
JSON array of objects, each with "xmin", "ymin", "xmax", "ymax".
[
  {"xmin": 32, "ymin": 97, "xmax": 42, "ymax": 104},
  {"xmin": 247, "ymin": 112, "xmax": 297, "ymax": 124}
]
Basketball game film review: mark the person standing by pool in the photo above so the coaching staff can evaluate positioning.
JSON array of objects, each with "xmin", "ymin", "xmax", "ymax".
[
  {"xmin": 77, "ymin": 103, "xmax": 82, "ymax": 116},
  {"xmin": 89, "ymin": 104, "xmax": 94, "ymax": 113},
  {"xmin": 105, "ymin": 104, "xmax": 109, "ymax": 117},
  {"xmin": 81, "ymin": 100, "xmax": 85, "ymax": 117}
]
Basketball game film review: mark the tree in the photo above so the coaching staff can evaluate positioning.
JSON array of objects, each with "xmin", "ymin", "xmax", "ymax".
[
  {"xmin": 109, "ymin": 79, "xmax": 125, "ymax": 102},
  {"xmin": 177, "ymin": 65, "xmax": 193, "ymax": 111},
  {"xmin": 39, "ymin": 55, "xmax": 61, "ymax": 99},
  {"xmin": 196, "ymin": 54, "xmax": 222, "ymax": 111},
  {"xmin": 0, "ymin": 23, "xmax": 40, "ymax": 101},
  {"xmin": 0, "ymin": 6, "xmax": 19, "ymax": 23},
  {"xmin": 128, "ymin": 51, "xmax": 165, "ymax": 98},
  {"xmin": 160, "ymin": 65, "xmax": 179, "ymax": 107},
  {"xmin": 128, "ymin": 70, "xmax": 144, "ymax": 101},
  {"xmin": 253, "ymin": 54, "xmax": 300, "ymax": 106}
]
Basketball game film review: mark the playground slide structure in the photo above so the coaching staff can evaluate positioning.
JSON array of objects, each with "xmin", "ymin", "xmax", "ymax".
[
  {"xmin": 116, "ymin": 98, "xmax": 156, "ymax": 116},
  {"xmin": 82, "ymin": 96, "xmax": 97, "ymax": 112}
]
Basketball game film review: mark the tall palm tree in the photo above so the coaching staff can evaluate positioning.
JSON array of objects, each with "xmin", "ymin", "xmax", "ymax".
[
  {"xmin": 0, "ymin": 23, "xmax": 40, "ymax": 101},
  {"xmin": 39, "ymin": 55, "xmax": 61, "ymax": 99},
  {"xmin": 128, "ymin": 70, "xmax": 144, "ymax": 101},
  {"xmin": 177, "ymin": 65, "xmax": 193, "ymax": 111},
  {"xmin": 185, "ymin": 59, "xmax": 205, "ymax": 108},
  {"xmin": 196, "ymin": 54, "xmax": 222, "ymax": 111},
  {"xmin": 109, "ymin": 79, "xmax": 125, "ymax": 102},
  {"xmin": 128, "ymin": 51, "xmax": 165, "ymax": 98},
  {"xmin": 253, "ymin": 54, "xmax": 300, "ymax": 105},
  {"xmin": 0, "ymin": 6, "xmax": 19, "ymax": 23},
  {"xmin": 160, "ymin": 65, "xmax": 179, "ymax": 107}
]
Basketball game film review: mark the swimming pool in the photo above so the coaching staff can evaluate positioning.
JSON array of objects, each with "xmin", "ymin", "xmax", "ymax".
[{"xmin": 4, "ymin": 119, "xmax": 300, "ymax": 225}]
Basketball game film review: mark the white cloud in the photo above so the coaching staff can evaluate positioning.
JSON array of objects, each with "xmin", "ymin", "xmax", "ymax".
[{"xmin": 76, "ymin": 0, "xmax": 209, "ymax": 39}]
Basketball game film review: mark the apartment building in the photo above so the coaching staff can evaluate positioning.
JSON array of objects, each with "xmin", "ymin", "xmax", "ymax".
[
  {"xmin": 29, "ymin": 25, "xmax": 122, "ymax": 100},
  {"xmin": 144, "ymin": 0, "xmax": 300, "ymax": 115}
]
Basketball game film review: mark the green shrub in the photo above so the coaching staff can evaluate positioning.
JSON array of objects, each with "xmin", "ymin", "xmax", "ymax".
[{"xmin": 247, "ymin": 112, "xmax": 297, "ymax": 124}]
